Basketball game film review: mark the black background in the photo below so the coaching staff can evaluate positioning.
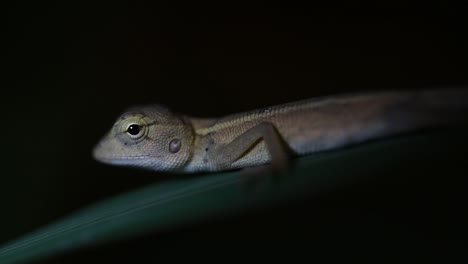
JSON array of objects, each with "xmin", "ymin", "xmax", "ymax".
[{"xmin": 3, "ymin": 1, "xmax": 468, "ymax": 261}]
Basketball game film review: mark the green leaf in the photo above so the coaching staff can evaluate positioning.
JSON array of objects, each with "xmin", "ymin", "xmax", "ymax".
[{"xmin": 0, "ymin": 127, "xmax": 466, "ymax": 264}]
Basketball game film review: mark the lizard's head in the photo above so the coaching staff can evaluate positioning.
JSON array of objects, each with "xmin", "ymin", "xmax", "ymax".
[{"xmin": 93, "ymin": 105, "xmax": 194, "ymax": 172}]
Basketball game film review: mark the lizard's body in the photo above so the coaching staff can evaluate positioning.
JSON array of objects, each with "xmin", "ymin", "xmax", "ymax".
[
  {"xmin": 186, "ymin": 92, "xmax": 403, "ymax": 172},
  {"xmin": 93, "ymin": 88, "xmax": 468, "ymax": 173}
]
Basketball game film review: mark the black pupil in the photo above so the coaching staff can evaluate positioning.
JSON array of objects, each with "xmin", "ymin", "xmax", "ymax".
[{"xmin": 127, "ymin": 124, "xmax": 141, "ymax": 135}]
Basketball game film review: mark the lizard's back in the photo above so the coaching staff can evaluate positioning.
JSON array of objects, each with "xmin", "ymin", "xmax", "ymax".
[{"xmin": 192, "ymin": 88, "xmax": 468, "ymax": 170}]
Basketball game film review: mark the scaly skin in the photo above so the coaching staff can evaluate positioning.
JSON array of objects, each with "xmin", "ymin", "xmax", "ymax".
[{"xmin": 93, "ymin": 88, "xmax": 468, "ymax": 173}]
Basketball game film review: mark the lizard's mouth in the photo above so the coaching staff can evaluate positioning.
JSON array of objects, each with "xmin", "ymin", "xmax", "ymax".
[
  {"xmin": 92, "ymin": 146, "xmax": 153, "ymax": 164},
  {"xmin": 93, "ymin": 141, "xmax": 144, "ymax": 162},
  {"xmin": 92, "ymin": 141, "xmax": 164, "ymax": 167},
  {"xmin": 94, "ymin": 154, "xmax": 153, "ymax": 164}
]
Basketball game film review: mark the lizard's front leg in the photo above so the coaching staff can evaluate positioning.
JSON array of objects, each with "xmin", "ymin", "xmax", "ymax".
[{"xmin": 208, "ymin": 122, "xmax": 291, "ymax": 173}]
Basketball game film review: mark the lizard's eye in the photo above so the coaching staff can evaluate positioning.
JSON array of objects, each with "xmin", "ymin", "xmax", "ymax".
[
  {"xmin": 127, "ymin": 124, "xmax": 141, "ymax": 135},
  {"xmin": 126, "ymin": 123, "xmax": 144, "ymax": 139},
  {"xmin": 118, "ymin": 115, "xmax": 150, "ymax": 142}
]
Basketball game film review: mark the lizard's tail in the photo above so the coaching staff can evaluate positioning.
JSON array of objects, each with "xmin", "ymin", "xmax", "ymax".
[
  {"xmin": 385, "ymin": 87, "xmax": 468, "ymax": 133},
  {"xmin": 417, "ymin": 88, "xmax": 468, "ymax": 113}
]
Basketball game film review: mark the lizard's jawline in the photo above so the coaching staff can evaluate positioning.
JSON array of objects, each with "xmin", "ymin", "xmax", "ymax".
[{"xmin": 96, "ymin": 155, "xmax": 154, "ymax": 165}]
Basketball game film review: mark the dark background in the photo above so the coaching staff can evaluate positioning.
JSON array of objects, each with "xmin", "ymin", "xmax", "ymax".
[{"xmin": 3, "ymin": 1, "xmax": 468, "ymax": 261}]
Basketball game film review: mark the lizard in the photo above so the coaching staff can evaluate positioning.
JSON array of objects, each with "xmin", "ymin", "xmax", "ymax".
[{"xmin": 93, "ymin": 88, "xmax": 468, "ymax": 174}]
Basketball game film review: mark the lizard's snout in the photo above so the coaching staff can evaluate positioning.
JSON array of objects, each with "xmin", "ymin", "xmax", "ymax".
[
  {"xmin": 92, "ymin": 141, "xmax": 105, "ymax": 162},
  {"xmin": 92, "ymin": 134, "xmax": 114, "ymax": 163}
]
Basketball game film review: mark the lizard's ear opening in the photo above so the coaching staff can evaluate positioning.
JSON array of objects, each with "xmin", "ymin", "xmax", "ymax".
[{"xmin": 169, "ymin": 139, "xmax": 182, "ymax": 153}]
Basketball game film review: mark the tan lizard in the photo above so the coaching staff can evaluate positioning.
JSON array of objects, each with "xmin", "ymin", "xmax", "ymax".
[{"xmin": 93, "ymin": 88, "xmax": 468, "ymax": 173}]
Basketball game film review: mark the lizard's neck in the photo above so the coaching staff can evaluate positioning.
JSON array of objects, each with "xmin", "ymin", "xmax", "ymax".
[{"xmin": 181, "ymin": 117, "xmax": 217, "ymax": 173}]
